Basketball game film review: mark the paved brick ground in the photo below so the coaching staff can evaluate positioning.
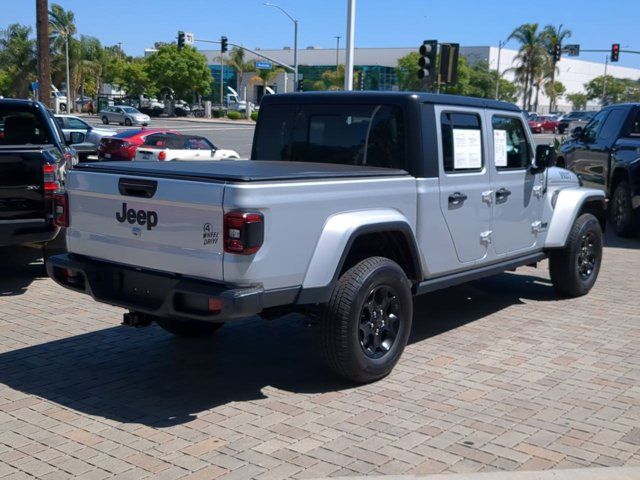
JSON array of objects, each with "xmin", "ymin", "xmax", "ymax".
[{"xmin": 1, "ymin": 232, "xmax": 639, "ymax": 479}]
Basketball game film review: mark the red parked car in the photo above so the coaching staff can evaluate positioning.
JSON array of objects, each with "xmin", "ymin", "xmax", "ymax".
[
  {"xmin": 528, "ymin": 115, "xmax": 560, "ymax": 134},
  {"xmin": 98, "ymin": 128, "xmax": 180, "ymax": 161}
]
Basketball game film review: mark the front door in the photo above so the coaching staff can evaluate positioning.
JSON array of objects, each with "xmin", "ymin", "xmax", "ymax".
[
  {"xmin": 488, "ymin": 113, "xmax": 545, "ymax": 255},
  {"xmin": 436, "ymin": 107, "xmax": 493, "ymax": 265}
]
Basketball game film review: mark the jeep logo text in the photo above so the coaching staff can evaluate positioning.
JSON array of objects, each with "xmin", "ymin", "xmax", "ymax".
[{"xmin": 116, "ymin": 203, "xmax": 158, "ymax": 230}]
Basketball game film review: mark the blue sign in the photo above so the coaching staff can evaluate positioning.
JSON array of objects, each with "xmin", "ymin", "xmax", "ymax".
[
  {"xmin": 29, "ymin": 81, "xmax": 39, "ymax": 92},
  {"xmin": 255, "ymin": 61, "xmax": 273, "ymax": 70}
]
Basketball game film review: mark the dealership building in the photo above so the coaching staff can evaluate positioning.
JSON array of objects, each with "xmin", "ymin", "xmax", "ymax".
[{"xmin": 200, "ymin": 45, "xmax": 640, "ymax": 112}]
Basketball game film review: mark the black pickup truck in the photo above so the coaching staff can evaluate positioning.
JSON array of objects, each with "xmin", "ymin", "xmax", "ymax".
[
  {"xmin": 0, "ymin": 99, "xmax": 74, "ymax": 248},
  {"xmin": 559, "ymin": 103, "xmax": 640, "ymax": 236}
]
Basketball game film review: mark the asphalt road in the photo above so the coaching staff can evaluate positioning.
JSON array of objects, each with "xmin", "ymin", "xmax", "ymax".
[{"xmin": 83, "ymin": 116, "xmax": 256, "ymax": 158}]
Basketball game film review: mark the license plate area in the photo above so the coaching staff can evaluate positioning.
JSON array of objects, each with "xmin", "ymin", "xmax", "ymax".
[{"xmin": 116, "ymin": 269, "xmax": 177, "ymax": 309}]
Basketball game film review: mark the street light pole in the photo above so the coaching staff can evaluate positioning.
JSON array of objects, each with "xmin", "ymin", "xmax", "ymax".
[
  {"xmin": 495, "ymin": 40, "xmax": 504, "ymax": 100},
  {"xmin": 344, "ymin": 0, "xmax": 356, "ymax": 90},
  {"xmin": 602, "ymin": 54, "xmax": 609, "ymax": 105},
  {"xmin": 264, "ymin": 3, "xmax": 298, "ymax": 90}
]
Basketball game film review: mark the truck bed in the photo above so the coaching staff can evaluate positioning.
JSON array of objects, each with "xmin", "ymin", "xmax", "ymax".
[{"xmin": 75, "ymin": 160, "xmax": 408, "ymax": 182}]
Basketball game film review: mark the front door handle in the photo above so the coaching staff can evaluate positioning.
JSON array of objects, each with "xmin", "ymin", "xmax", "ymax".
[
  {"xmin": 496, "ymin": 188, "xmax": 512, "ymax": 201},
  {"xmin": 448, "ymin": 192, "xmax": 468, "ymax": 205}
]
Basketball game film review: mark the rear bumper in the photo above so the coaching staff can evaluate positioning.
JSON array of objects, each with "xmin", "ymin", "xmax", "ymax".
[
  {"xmin": 47, "ymin": 253, "xmax": 272, "ymax": 322},
  {"xmin": 0, "ymin": 220, "xmax": 59, "ymax": 247}
]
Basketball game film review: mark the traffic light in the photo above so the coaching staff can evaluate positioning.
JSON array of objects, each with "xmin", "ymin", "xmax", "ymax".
[
  {"xmin": 177, "ymin": 31, "xmax": 185, "ymax": 50},
  {"xmin": 221, "ymin": 36, "xmax": 228, "ymax": 53},
  {"xmin": 418, "ymin": 40, "xmax": 438, "ymax": 83},
  {"xmin": 439, "ymin": 43, "xmax": 459, "ymax": 86},
  {"xmin": 357, "ymin": 71, "xmax": 365, "ymax": 90},
  {"xmin": 297, "ymin": 79, "xmax": 304, "ymax": 92},
  {"xmin": 611, "ymin": 43, "xmax": 620, "ymax": 62},
  {"xmin": 553, "ymin": 42, "xmax": 562, "ymax": 62}
]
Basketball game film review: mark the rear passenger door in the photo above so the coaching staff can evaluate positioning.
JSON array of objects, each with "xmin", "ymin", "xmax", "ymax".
[
  {"xmin": 488, "ymin": 113, "xmax": 545, "ymax": 255},
  {"xmin": 436, "ymin": 107, "xmax": 493, "ymax": 264}
]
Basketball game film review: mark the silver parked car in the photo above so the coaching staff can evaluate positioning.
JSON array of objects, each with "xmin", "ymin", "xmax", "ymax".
[
  {"xmin": 100, "ymin": 106, "xmax": 150, "ymax": 126},
  {"xmin": 54, "ymin": 114, "xmax": 118, "ymax": 160}
]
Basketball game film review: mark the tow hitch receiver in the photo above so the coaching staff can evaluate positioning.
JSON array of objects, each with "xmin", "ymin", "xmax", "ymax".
[{"xmin": 122, "ymin": 311, "xmax": 154, "ymax": 328}]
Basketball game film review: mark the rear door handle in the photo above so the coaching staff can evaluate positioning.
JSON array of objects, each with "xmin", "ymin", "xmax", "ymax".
[
  {"xmin": 496, "ymin": 188, "xmax": 512, "ymax": 201},
  {"xmin": 448, "ymin": 192, "xmax": 468, "ymax": 205}
]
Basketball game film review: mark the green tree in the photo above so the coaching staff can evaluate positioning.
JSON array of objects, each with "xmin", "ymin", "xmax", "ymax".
[
  {"xmin": 395, "ymin": 52, "xmax": 422, "ymax": 91},
  {"xmin": 544, "ymin": 80, "xmax": 566, "ymax": 110},
  {"xmin": 312, "ymin": 65, "xmax": 345, "ymax": 91},
  {"xmin": 508, "ymin": 23, "xmax": 547, "ymax": 110},
  {"xmin": 0, "ymin": 24, "xmax": 36, "ymax": 98},
  {"xmin": 566, "ymin": 92, "xmax": 588, "ymax": 110},
  {"xmin": 49, "ymin": 3, "xmax": 76, "ymax": 106},
  {"xmin": 584, "ymin": 75, "xmax": 627, "ymax": 105},
  {"xmin": 145, "ymin": 44, "xmax": 211, "ymax": 99},
  {"xmin": 250, "ymin": 66, "xmax": 284, "ymax": 89},
  {"xmin": 227, "ymin": 47, "xmax": 256, "ymax": 91},
  {"xmin": 108, "ymin": 58, "xmax": 155, "ymax": 98}
]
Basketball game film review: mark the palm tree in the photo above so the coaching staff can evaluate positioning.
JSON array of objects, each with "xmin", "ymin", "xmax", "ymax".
[
  {"xmin": 313, "ymin": 65, "xmax": 345, "ymax": 91},
  {"xmin": 250, "ymin": 67, "xmax": 284, "ymax": 89},
  {"xmin": 36, "ymin": 0, "xmax": 51, "ymax": 107},
  {"xmin": 49, "ymin": 3, "xmax": 76, "ymax": 110},
  {"xmin": 508, "ymin": 23, "xmax": 546, "ymax": 110},
  {"xmin": 0, "ymin": 24, "xmax": 37, "ymax": 98},
  {"xmin": 542, "ymin": 24, "xmax": 571, "ymax": 111},
  {"xmin": 226, "ymin": 47, "xmax": 256, "ymax": 91}
]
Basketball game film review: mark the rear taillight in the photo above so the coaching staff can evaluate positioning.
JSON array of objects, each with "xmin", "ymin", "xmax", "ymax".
[
  {"xmin": 53, "ymin": 192, "xmax": 69, "ymax": 227},
  {"xmin": 43, "ymin": 163, "xmax": 60, "ymax": 193},
  {"xmin": 158, "ymin": 151, "xmax": 167, "ymax": 161},
  {"xmin": 224, "ymin": 211, "xmax": 264, "ymax": 255}
]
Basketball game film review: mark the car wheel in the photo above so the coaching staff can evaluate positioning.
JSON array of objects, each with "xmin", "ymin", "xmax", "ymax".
[
  {"xmin": 124, "ymin": 118, "xmax": 132, "ymax": 126},
  {"xmin": 321, "ymin": 257, "xmax": 413, "ymax": 383},
  {"xmin": 610, "ymin": 180, "xmax": 637, "ymax": 237},
  {"xmin": 155, "ymin": 317, "xmax": 224, "ymax": 337},
  {"xmin": 549, "ymin": 213, "xmax": 602, "ymax": 297},
  {"xmin": 101, "ymin": 116, "xmax": 109, "ymax": 125}
]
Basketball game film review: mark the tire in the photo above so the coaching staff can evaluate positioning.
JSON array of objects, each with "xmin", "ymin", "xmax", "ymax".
[
  {"xmin": 101, "ymin": 116, "xmax": 109, "ymax": 125},
  {"xmin": 321, "ymin": 257, "xmax": 413, "ymax": 383},
  {"xmin": 609, "ymin": 180, "xmax": 637, "ymax": 237},
  {"xmin": 549, "ymin": 213, "xmax": 603, "ymax": 297},
  {"xmin": 155, "ymin": 317, "xmax": 224, "ymax": 337},
  {"xmin": 124, "ymin": 118, "xmax": 132, "ymax": 126}
]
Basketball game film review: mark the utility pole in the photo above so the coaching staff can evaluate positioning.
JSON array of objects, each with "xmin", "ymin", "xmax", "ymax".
[
  {"xmin": 344, "ymin": 0, "xmax": 356, "ymax": 90},
  {"xmin": 36, "ymin": 0, "xmax": 51, "ymax": 107},
  {"xmin": 495, "ymin": 40, "xmax": 503, "ymax": 100},
  {"xmin": 220, "ymin": 55, "xmax": 224, "ymax": 107},
  {"xmin": 601, "ymin": 54, "xmax": 609, "ymax": 105},
  {"xmin": 335, "ymin": 36, "xmax": 341, "ymax": 71}
]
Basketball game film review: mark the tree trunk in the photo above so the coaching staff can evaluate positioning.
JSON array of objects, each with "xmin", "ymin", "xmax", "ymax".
[
  {"xmin": 522, "ymin": 69, "xmax": 530, "ymax": 110},
  {"xmin": 548, "ymin": 67, "xmax": 556, "ymax": 112},
  {"xmin": 36, "ymin": 0, "xmax": 51, "ymax": 107},
  {"xmin": 534, "ymin": 82, "xmax": 540, "ymax": 111}
]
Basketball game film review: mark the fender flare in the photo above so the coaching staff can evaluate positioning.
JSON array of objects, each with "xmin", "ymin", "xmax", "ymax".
[
  {"xmin": 544, "ymin": 188, "xmax": 606, "ymax": 249},
  {"xmin": 297, "ymin": 210, "xmax": 422, "ymax": 304}
]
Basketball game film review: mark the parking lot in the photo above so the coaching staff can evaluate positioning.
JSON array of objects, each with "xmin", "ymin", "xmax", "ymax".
[{"xmin": 1, "ymin": 229, "xmax": 638, "ymax": 479}]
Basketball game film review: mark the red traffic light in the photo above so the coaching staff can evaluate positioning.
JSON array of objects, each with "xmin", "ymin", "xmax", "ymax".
[{"xmin": 611, "ymin": 43, "xmax": 620, "ymax": 62}]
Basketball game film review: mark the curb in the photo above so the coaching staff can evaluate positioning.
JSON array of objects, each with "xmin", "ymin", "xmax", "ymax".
[{"xmin": 316, "ymin": 467, "xmax": 640, "ymax": 480}]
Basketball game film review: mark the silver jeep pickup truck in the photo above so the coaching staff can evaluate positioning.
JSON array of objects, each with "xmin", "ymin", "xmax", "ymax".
[{"xmin": 48, "ymin": 92, "xmax": 606, "ymax": 383}]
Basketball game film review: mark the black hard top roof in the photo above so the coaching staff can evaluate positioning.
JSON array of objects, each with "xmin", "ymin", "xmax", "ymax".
[{"xmin": 260, "ymin": 91, "xmax": 521, "ymax": 112}]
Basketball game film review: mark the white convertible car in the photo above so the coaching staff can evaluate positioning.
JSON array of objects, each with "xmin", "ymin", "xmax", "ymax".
[{"xmin": 133, "ymin": 133, "xmax": 241, "ymax": 162}]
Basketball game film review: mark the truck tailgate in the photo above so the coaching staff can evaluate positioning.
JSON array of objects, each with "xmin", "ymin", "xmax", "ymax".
[{"xmin": 66, "ymin": 170, "xmax": 225, "ymax": 282}]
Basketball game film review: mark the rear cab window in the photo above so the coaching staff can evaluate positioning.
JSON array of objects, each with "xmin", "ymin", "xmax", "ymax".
[
  {"xmin": 0, "ymin": 105, "xmax": 54, "ymax": 146},
  {"xmin": 253, "ymin": 104, "xmax": 407, "ymax": 171}
]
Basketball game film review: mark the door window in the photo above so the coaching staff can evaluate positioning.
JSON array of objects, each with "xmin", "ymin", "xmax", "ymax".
[
  {"xmin": 581, "ymin": 110, "xmax": 608, "ymax": 143},
  {"xmin": 440, "ymin": 112, "xmax": 483, "ymax": 173},
  {"xmin": 491, "ymin": 116, "xmax": 531, "ymax": 170}
]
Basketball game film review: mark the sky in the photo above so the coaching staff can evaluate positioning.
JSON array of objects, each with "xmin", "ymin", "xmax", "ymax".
[{"xmin": 3, "ymin": 0, "xmax": 640, "ymax": 69}]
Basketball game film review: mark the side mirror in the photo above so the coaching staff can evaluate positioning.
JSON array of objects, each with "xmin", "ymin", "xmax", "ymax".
[
  {"xmin": 570, "ymin": 126, "xmax": 583, "ymax": 139},
  {"xmin": 534, "ymin": 144, "xmax": 557, "ymax": 170},
  {"xmin": 69, "ymin": 131, "xmax": 85, "ymax": 144}
]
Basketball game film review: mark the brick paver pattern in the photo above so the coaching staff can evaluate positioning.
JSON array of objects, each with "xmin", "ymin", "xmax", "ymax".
[{"xmin": 0, "ymin": 233, "xmax": 639, "ymax": 479}]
